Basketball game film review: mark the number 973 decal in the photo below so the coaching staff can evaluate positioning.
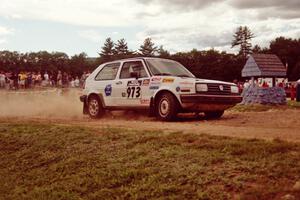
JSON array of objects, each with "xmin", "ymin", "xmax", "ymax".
[{"xmin": 127, "ymin": 86, "xmax": 141, "ymax": 98}]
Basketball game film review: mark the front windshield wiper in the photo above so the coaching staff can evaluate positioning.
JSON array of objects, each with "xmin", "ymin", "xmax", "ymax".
[{"xmin": 153, "ymin": 73, "xmax": 172, "ymax": 76}]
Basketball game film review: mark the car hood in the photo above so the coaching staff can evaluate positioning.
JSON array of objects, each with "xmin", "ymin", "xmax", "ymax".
[
  {"xmin": 176, "ymin": 77, "xmax": 236, "ymax": 86},
  {"xmin": 195, "ymin": 78, "xmax": 236, "ymax": 86}
]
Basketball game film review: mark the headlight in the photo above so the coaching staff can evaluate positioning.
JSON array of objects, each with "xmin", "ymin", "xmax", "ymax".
[
  {"xmin": 196, "ymin": 84, "xmax": 208, "ymax": 92},
  {"xmin": 230, "ymin": 85, "xmax": 239, "ymax": 93}
]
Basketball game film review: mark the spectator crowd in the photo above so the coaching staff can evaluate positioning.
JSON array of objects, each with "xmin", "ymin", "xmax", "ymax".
[{"xmin": 0, "ymin": 71, "xmax": 90, "ymax": 90}]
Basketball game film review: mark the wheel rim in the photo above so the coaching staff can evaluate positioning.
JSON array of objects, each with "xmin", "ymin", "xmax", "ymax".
[
  {"xmin": 159, "ymin": 98, "xmax": 170, "ymax": 117},
  {"xmin": 89, "ymin": 99, "xmax": 99, "ymax": 116}
]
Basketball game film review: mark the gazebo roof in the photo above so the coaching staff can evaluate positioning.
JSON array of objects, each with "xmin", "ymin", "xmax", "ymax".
[{"xmin": 242, "ymin": 54, "xmax": 287, "ymax": 77}]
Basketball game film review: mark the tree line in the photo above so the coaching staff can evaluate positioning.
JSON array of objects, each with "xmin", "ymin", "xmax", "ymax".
[{"xmin": 0, "ymin": 26, "xmax": 300, "ymax": 81}]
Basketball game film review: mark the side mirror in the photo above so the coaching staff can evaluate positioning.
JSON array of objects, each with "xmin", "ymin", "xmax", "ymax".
[{"xmin": 130, "ymin": 72, "xmax": 139, "ymax": 79}]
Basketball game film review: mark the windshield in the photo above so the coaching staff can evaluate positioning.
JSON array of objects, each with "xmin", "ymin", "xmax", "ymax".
[{"xmin": 146, "ymin": 59, "xmax": 195, "ymax": 78}]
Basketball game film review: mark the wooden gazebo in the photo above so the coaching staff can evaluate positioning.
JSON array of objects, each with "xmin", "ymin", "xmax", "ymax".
[{"xmin": 242, "ymin": 54, "xmax": 287, "ymax": 86}]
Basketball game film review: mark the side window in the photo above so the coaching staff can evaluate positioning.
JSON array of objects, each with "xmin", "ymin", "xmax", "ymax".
[
  {"xmin": 120, "ymin": 61, "xmax": 148, "ymax": 79},
  {"xmin": 95, "ymin": 63, "xmax": 120, "ymax": 81}
]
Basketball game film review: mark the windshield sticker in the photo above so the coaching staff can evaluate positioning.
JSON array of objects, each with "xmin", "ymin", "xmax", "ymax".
[
  {"xmin": 127, "ymin": 80, "xmax": 142, "ymax": 86},
  {"xmin": 142, "ymin": 79, "xmax": 150, "ymax": 86},
  {"xmin": 104, "ymin": 84, "xmax": 112, "ymax": 96},
  {"xmin": 162, "ymin": 78, "xmax": 174, "ymax": 83},
  {"xmin": 149, "ymin": 86, "xmax": 159, "ymax": 90}
]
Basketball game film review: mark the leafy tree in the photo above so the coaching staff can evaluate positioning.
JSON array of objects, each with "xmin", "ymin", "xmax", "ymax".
[
  {"xmin": 269, "ymin": 37, "xmax": 300, "ymax": 80},
  {"xmin": 99, "ymin": 37, "xmax": 115, "ymax": 62},
  {"xmin": 232, "ymin": 26, "xmax": 255, "ymax": 57},
  {"xmin": 252, "ymin": 45, "xmax": 262, "ymax": 53},
  {"xmin": 139, "ymin": 38, "xmax": 157, "ymax": 56}
]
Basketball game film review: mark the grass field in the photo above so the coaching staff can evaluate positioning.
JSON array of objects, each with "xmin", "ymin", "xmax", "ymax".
[
  {"xmin": 1, "ymin": 123, "xmax": 300, "ymax": 200},
  {"xmin": 230, "ymin": 100, "xmax": 300, "ymax": 112}
]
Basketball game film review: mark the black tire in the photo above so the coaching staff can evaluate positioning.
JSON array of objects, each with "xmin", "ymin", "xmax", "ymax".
[
  {"xmin": 88, "ymin": 95, "xmax": 104, "ymax": 119},
  {"xmin": 155, "ymin": 92, "xmax": 178, "ymax": 121},
  {"xmin": 204, "ymin": 111, "xmax": 224, "ymax": 120}
]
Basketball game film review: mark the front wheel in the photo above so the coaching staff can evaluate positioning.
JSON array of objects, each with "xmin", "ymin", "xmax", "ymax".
[
  {"xmin": 155, "ymin": 93, "xmax": 178, "ymax": 121},
  {"xmin": 204, "ymin": 111, "xmax": 224, "ymax": 120},
  {"xmin": 88, "ymin": 95, "xmax": 104, "ymax": 119}
]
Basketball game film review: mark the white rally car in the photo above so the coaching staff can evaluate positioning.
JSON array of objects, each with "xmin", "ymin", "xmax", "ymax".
[{"xmin": 80, "ymin": 57, "xmax": 242, "ymax": 121}]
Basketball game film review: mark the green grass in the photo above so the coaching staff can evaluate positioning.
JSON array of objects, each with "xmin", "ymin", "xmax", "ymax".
[
  {"xmin": 287, "ymin": 100, "xmax": 300, "ymax": 109},
  {"xmin": 0, "ymin": 123, "xmax": 300, "ymax": 200},
  {"xmin": 231, "ymin": 100, "xmax": 300, "ymax": 112}
]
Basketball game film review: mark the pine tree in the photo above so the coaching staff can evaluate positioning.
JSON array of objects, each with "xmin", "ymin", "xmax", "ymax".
[
  {"xmin": 158, "ymin": 45, "xmax": 170, "ymax": 58},
  {"xmin": 115, "ymin": 38, "xmax": 131, "ymax": 58},
  {"xmin": 231, "ymin": 26, "xmax": 255, "ymax": 57},
  {"xmin": 139, "ymin": 38, "xmax": 158, "ymax": 56},
  {"xmin": 99, "ymin": 37, "xmax": 115, "ymax": 62}
]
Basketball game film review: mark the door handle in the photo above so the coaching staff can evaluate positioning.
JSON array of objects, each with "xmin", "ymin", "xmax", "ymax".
[{"xmin": 116, "ymin": 81, "xmax": 122, "ymax": 85}]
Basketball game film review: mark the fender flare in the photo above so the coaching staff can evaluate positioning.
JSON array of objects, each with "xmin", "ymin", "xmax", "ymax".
[
  {"xmin": 152, "ymin": 87, "xmax": 182, "ymax": 110},
  {"xmin": 87, "ymin": 92, "xmax": 106, "ymax": 108}
]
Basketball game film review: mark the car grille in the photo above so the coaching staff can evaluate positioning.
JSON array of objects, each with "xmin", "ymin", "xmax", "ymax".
[{"xmin": 198, "ymin": 83, "xmax": 232, "ymax": 95}]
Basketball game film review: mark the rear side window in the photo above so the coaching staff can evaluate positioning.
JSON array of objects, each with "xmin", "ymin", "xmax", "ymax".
[
  {"xmin": 95, "ymin": 63, "xmax": 120, "ymax": 81},
  {"xmin": 120, "ymin": 61, "xmax": 148, "ymax": 79}
]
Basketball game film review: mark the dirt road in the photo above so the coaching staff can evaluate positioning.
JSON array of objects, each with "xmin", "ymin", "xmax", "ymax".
[{"xmin": 0, "ymin": 89, "xmax": 299, "ymax": 142}]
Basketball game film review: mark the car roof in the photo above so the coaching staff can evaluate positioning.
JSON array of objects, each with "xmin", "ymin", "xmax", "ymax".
[{"xmin": 106, "ymin": 57, "xmax": 174, "ymax": 63}]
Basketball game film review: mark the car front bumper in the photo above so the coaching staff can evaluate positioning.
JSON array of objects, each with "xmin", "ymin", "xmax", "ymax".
[{"xmin": 180, "ymin": 94, "xmax": 242, "ymax": 111}]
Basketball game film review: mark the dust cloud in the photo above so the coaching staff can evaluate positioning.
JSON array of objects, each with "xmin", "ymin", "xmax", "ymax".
[{"xmin": 0, "ymin": 89, "xmax": 83, "ymax": 119}]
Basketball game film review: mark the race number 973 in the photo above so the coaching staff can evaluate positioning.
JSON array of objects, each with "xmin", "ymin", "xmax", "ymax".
[{"xmin": 127, "ymin": 86, "xmax": 141, "ymax": 98}]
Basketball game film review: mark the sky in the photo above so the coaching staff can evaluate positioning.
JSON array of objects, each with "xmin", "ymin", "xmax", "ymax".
[{"xmin": 0, "ymin": 0, "xmax": 299, "ymax": 57}]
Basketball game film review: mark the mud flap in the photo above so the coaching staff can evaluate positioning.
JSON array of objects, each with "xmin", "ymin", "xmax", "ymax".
[
  {"xmin": 83, "ymin": 101, "xmax": 88, "ymax": 114},
  {"xmin": 148, "ymin": 97, "xmax": 155, "ymax": 117}
]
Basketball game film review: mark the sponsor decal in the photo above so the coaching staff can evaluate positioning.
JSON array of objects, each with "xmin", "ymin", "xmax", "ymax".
[
  {"xmin": 151, "ymin": 77, "xmax": 161, "ymax": 82},
  {"xmin": 149, "ymin": 81, "xmax": 161, "ymax": 86},
  {"xmin": 162, "ymin": 78, "xmax": 174, "ymax": 83},
  {"xmin": 140, "ymin": 99, "xmax": 150, "ymax": 105},
  {"xmin": 149, "ymin": 86, "xmax": 159, "ymax": 90},
  {"xmin": 179, "ymin": 81, "xmax": 194, "ymax": 85},
  {"xmin": 142, "ymin": 79, "xmax": 150, "ymax": 86},
  {"xmin": 127, "ymin": 80, "xmax": 142, "ymax": 86},
  {"xmin": 104, "ymin": 84, "xmax": 112, "ymax": 96},
  {"xmin": 176, "ymin": 86, "xmax": 180, "ymax": 92}
]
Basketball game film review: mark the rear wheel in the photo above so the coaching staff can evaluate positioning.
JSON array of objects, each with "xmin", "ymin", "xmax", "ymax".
[
  {"xmin": 88, "ymin": 95, "xmax": 104, "ymax": 119},
  {"xmin": 155, "ymin": 92, "xmax": 178, "ymax": 121},
  {"xmin": 204, "ymin": 111, "xmax": 224, "ymax": 119}
]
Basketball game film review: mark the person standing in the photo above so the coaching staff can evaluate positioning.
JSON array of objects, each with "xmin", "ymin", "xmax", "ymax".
[
  {"xmin": 0, "ymin": 71, "xmax": 5, "ymax": 88},
  {"xmin": 11, "ymin": 72, "xmax": 19, "ymax": 90},
  {"xmin": 57, "ymin": 71, "xmax": 62, "ymax": 87},
  {"xmin": 36, "ymin": 72, "xmax": 42, "ymax": 86},
  {"xmin": 44, "ymin": 71, "xmax": 49, "ymax": 86},
  {"xmin": 80, "ymin": 71, "xmax": 87, "ymax": 88},
  {"xmin": 297, "ymin": 79, "xmax": 300, "ymax": 102},
  {"xmin": 74, "ymin": 76, "xmax": 80, "ymax": 88},
  {"xmin": 19, "ymin": 71, "xmax": 27, "ymax": 89}
]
